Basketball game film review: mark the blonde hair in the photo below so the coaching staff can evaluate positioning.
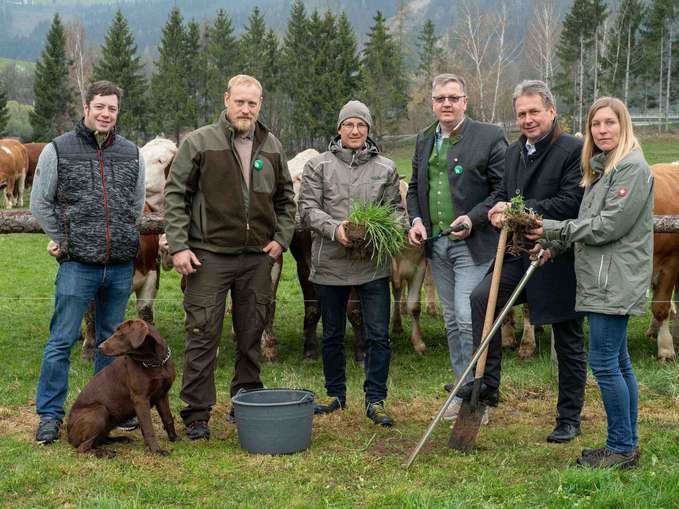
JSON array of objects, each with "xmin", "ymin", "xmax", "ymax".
[
  {"xmin": 226, "ymin": 74, "xmax": 263, "ymax": 95},
  {"xmin": 581, "ymin": 97, "xmax": 640, "ymax": 187}
]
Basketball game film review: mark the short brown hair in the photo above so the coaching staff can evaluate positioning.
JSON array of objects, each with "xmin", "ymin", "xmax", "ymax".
[{"xmin": 85, "ymin": 81, "xmax": 122, "ymax": 107}]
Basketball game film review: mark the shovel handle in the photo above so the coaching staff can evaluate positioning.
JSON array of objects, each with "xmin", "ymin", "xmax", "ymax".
[{"xmin": 474, "ymin": 227, "xmax": 508, "ymax": 380}]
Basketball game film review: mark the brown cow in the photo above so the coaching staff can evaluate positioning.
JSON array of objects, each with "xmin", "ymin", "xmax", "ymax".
[
  {"xmin": 646, "ymin": 163, "xmax": 679, "ymax": 361},
  {"xmin": 22, "ymin": 142, "xmax": 47, "ymax": 189},
  {"xmin": 0, "ymin": 138, "xmax": 28, "ymax": 208}
]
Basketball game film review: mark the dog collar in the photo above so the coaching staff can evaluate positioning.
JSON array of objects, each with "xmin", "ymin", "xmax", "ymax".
[{"xmin": 142, "ymin": 345, "xmax": 172, "ymax": 368}]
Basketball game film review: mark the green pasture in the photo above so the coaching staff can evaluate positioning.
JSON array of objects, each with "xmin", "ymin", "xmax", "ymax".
[{"xmin": 1, "ymin": 136, "xmax": 679, "ymax": 508}]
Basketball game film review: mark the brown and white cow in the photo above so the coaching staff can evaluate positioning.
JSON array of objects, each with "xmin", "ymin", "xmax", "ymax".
[
  {"xmin": 82, "ymin": 138, "xmax": 177, "ymax": 359},
  {"xmin": 646, "ymin": 163, "xmax": 679, "ymax": 362},
  {"xmin": 0, "ymin": 139, "xmax": 28, "ymax": 208}
]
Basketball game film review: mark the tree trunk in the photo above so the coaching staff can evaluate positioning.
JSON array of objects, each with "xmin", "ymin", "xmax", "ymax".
[
  {"xmin": 665, "ymin": 25, "xmax": 672, "ymax": 133},
  {"xmin": 624, "ymin": 24, "xmax": 631, "ymax": 104},
  {"xmin": 658, "ymin": 27, "xmax": 664, "ymax": 135},
  {"xmin": 578, "ymin": 34, "xmax": 584, "ymax": 133},
  {"xmin": 0, "ymin": 211, "xmax": 166, "ymax": 235},
  {"xmin": 2, "ymin": 211, "xmax": 679, "ymax": 234}
]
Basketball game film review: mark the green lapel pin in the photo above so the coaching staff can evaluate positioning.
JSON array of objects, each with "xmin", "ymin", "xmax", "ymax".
[
  {"xmin": 454, "ymin": 165, "xmax": 464, "ymax": 175},
  {"xmin": 254, "ymin": 159, "xmax": 264, "ymax": 170}
]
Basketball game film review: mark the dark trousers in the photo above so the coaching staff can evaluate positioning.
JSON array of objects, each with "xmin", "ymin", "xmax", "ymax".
[
  {"xmin": 470, "ymin": 257, "xmax": 586, "ymax": 426},
  {"xmin": 314, "ymin": 277, "xmax": 392, "ymax": 404},
  {"xmin": 179, "ymin": 250, "xmax": 273, "ymax": 425}
]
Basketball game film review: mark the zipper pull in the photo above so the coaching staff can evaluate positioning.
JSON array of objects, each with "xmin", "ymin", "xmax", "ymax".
[{"xmin": 246, "ymin": 222, "xmax": 250, "ymax": 230}]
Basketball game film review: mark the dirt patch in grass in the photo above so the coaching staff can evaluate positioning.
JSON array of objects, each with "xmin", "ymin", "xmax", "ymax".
[{"xmin": 0, "ymin": 405, "xmax": 38, "ymax": 439}]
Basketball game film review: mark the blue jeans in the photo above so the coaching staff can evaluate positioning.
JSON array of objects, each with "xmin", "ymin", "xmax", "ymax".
[
  {"xmin": 315, "ymin": 277, "xmax": 392, "ymax": 403},
  {"xmin": 430, "ymin": 237, "xmax": 491, "ymax": 385},
  {"xmin": 587, "ymin": 313, "xmax": 638, "ymax": 453},
  {"xmin": 36, "ymin": 261, "xmax": 134, "ymax": 420}
]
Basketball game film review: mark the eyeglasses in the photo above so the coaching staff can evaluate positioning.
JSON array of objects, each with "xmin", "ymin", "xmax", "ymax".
[
  {"xmin": 341, "ymin": 122, "xmax": 368, "ymax": 131},
  {"xmin": 432, "ymin": 95, "xmax": 466, "ymax": 104}
]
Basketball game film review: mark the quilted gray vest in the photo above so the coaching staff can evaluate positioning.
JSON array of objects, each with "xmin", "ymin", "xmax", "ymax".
[{"xmin": 53, "ymin": 121, "xmax": 140, "ymax": 264}]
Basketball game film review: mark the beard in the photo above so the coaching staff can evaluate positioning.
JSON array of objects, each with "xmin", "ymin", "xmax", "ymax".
[{"xmin": 232, "ymin": 116, "xmax": 256, "ymax": 134}]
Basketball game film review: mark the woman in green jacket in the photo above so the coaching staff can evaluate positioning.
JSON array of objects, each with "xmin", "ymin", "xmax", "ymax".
[{"xmin": 527, "ymin": 97, "xmax": 654, "ymax": 469}]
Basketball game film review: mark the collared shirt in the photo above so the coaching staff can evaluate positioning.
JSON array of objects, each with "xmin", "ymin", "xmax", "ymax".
[
  {"xmin": 234, "ymin": 129, "xmax": 254, "ymax": 188},
  {"xmin": 524, "ymin": 128, "xmax": 551, "ymax": 157},
  {"xmin": 435, "ymin": 118, "xmax": 465, "ymax": 152}
]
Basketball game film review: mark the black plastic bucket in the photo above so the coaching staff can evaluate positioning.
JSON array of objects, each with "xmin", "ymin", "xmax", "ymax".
[{"xmin": 231, "ymin": 388, "xmax": 315, "ymax": 455}]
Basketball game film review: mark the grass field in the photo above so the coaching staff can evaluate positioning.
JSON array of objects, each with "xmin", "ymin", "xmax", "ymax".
[{"xmin": 1, "ymin": 135, "xmax": 679, "ymax": 508}]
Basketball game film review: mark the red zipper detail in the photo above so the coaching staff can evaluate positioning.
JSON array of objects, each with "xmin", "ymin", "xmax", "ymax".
[{"xmin": 98, "ymin": 148, "xmax": 111, "ymax": 262}]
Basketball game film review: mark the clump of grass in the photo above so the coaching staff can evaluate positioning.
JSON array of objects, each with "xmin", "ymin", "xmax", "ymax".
[
  {"xmin": 345, "ymin": 201, "xmax": 406, "ymax": 266},
  {"xmin": 504, "ymin": 195, "xmax": 542, "ymax": 256}
]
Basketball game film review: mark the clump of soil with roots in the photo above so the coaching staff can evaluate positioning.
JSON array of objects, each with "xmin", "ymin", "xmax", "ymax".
[
  {"xmin": 344, "ymin": 201, "xmax": 406, "ymax": 266},
  {"xmin": 504, "ymin": 195, "xmax": 542, "ymax": 256}
]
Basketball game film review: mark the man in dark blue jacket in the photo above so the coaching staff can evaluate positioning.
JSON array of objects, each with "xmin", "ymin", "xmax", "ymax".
[
  {"xmin": 406, "ymin": 73, "xmax": 507, "ymax": 421},
  {"xmin": 463, "ymin": 80, "xmax": 586, "ymax": 444},
  {"xmin": 31, "ymin": 81, "xmax": 145, "ymax": 445}
]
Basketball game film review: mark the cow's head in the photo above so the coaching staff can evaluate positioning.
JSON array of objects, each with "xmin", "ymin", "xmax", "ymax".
[{"xmin": 141, "ymin": 137, "xmax": 177, "ymax": 213}]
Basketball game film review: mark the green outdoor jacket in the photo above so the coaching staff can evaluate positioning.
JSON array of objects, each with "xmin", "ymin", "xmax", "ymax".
[
  {"xmin": 164, "ymin": 111, "xmax": 296, "ymax": 256},
  {"xmin": 542, "ymin": 149, "xmax": 654, "ymax": 316}
]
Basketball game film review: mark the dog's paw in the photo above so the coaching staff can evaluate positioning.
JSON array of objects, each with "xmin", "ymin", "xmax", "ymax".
[{"xmin": 93, "ymin": 448, "xmax": 116, "ymax": 459}]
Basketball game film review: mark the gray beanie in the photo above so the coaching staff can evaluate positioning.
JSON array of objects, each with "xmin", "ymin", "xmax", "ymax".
[{"xmin": 337, "ymin": 100, "xmax": 372, "ymax": 132}]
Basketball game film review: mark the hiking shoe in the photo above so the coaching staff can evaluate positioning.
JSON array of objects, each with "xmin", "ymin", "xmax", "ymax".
[
  {"xmin": 457, "ymin": 381, "xmax": 499, "ymax": 407},
  {"xmin": 582, "ymin": 445, "xmax": 641, "ymax": 460},
  {"xmin": 576, "ymin": 447, "xmax": 638, "ymax": 469},
  {"xmin": 442, "ymin": 398, "xmax": 462, "ymax": 421},
  {"xmin": 314, "ymin": 397, "xmax": 346, "ymax": 415},
  {"xmin": 186, "ymin": 420, "xmax": 210, "ymax": 440},
  {"xmin": 547, "ymin": 422, "xmax": 581, "ymax": 443},
  {"xmin": 117, "ymin": 417, "xmax": 139, "ymax": 431},
  {"xmin": 36, "ymin": 417, "xmax": 61, "ymax": 444},
  {"xmin": 366, "ymin": 400, "xmax": 394, "ymax": 427}
]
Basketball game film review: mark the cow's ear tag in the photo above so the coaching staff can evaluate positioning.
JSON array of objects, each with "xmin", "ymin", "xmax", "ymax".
[{"xmin": 254, "ymin": 159, "xmax": 264, "ymax": 170}]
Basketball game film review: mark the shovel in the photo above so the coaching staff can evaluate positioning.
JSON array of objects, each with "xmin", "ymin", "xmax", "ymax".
[
  {"xmin": 449, "ymin": 238, "xmax": 545, "ymax": 453},
  {"xmin": 403, "ymin": 228, "xmax": 508, "ymax": 469}
]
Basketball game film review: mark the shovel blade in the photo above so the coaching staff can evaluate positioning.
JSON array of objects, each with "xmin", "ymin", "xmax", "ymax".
[{"xmin": 448, "ymin": 400, "xmax": 486, "ymax": 453}]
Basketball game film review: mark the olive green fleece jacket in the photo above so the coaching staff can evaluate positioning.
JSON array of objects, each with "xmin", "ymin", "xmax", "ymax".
[
  {"xmin": 541, "ymin": 149, "xmax": 654, "ymax": 316},
  {"xmin": 164, "ymin": 111, "xmax": 296, "ymax": 255}
]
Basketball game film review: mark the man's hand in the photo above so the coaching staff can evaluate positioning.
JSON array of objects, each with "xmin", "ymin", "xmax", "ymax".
[
  {"xmin": 336, "ymin": 221, "xmax": 352, "ymax": 247},
  {"xmin": 488, "ymin": 201, "xmax": 510, "ymax": 229},
  {"xmin": 450, "ymin": 215, "xmax": 472, "ymax": 240},
  {"xmin": 263, "ymin": 240, "xmax": 283, "ymax": 259},
  {"xmin": 529, "ymin": 243, "xmax": 552, "ymax": 267},
  {"xmin": 525, "ymin": 219, "xmax": 545, "ymax": 241},
  {"xmin": 408, "ymin": 219, "xmax": 428, "ymax": 247},
  {"xmin": 172, "ymin": 249, "xmax": 202, "ymax": 276},
  {"xmin": 47, "ymin": 240, "xmax": 60, "ymax": 257}
]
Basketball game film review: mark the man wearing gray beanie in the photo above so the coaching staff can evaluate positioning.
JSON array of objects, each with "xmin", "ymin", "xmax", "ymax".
[{"xmin": 298, "ymin": 100, "xmax": 406, "ymax": 427}]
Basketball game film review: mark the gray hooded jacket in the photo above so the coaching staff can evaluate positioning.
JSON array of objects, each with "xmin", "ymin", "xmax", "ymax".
[
  {"xmin": 298, "ymin": 136, "xmax": 406, "ymax": 285},
  {"xmin": 542, "ymin": 149, "xmax": 654, "ymax": 316}
]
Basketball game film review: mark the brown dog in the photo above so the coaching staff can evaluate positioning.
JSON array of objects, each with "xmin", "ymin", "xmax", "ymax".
[{"xmin": 66, "ymin": 320, "xmax": 177, "ymax": 457}]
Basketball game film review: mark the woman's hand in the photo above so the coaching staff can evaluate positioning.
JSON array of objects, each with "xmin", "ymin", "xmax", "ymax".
[{"xmin": 525, "ymin": 219, "xmax": 545, "ymax": 241}]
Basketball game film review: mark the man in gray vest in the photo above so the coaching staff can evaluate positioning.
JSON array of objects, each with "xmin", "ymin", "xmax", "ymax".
[
  {"xmin": 31, "ymin": 80, "xmax": 145, "ymax": 445},
  {"xmin": 406, "ymin": 74, "xmax": 507, "ymax": 421}
]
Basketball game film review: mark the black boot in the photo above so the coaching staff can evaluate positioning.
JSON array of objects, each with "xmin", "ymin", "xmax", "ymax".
[{"xmin": 314, "ymin": 397, "xmax": 346, "ymax": 415}]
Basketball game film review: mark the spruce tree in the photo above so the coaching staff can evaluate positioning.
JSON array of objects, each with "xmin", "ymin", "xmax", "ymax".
[
  {"xmin": 150, "ymin": 7, "xmax": 190, "ymax": 142},
  {"xmin": 281, "ymin": 0, "xmax": 313, "ymax": 149},
  {"xmin": 239, "ymin": 7, "xmax": 269, "ymax": 85},
  {"xmin": 184, "ymin": 19, "xmax": 205, "ymax": 129},
  {"xmin": 416, "ymin": 20, "xmax": 441, "ymax": 84},
  {"xmin": 30, "ymin": 13, "xmax": 75, "ymax": 141},
  {"xmin": 360, "ymin": 11, "xmax": 409, "ymax": 137},
  {"xmin": 206, "ymin": 9, "xmax": 238, "ymax": 117},
  {"xmin": 335, "ymin": 12, "xmax": 362, "ymax": 101},
  {"xmin": 0, "ymin": 85, "xmax": 9, "ymax": 135},
  {"xmin": 93, "ymin": 9, "xmax": 147, "ymax": 141}
]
